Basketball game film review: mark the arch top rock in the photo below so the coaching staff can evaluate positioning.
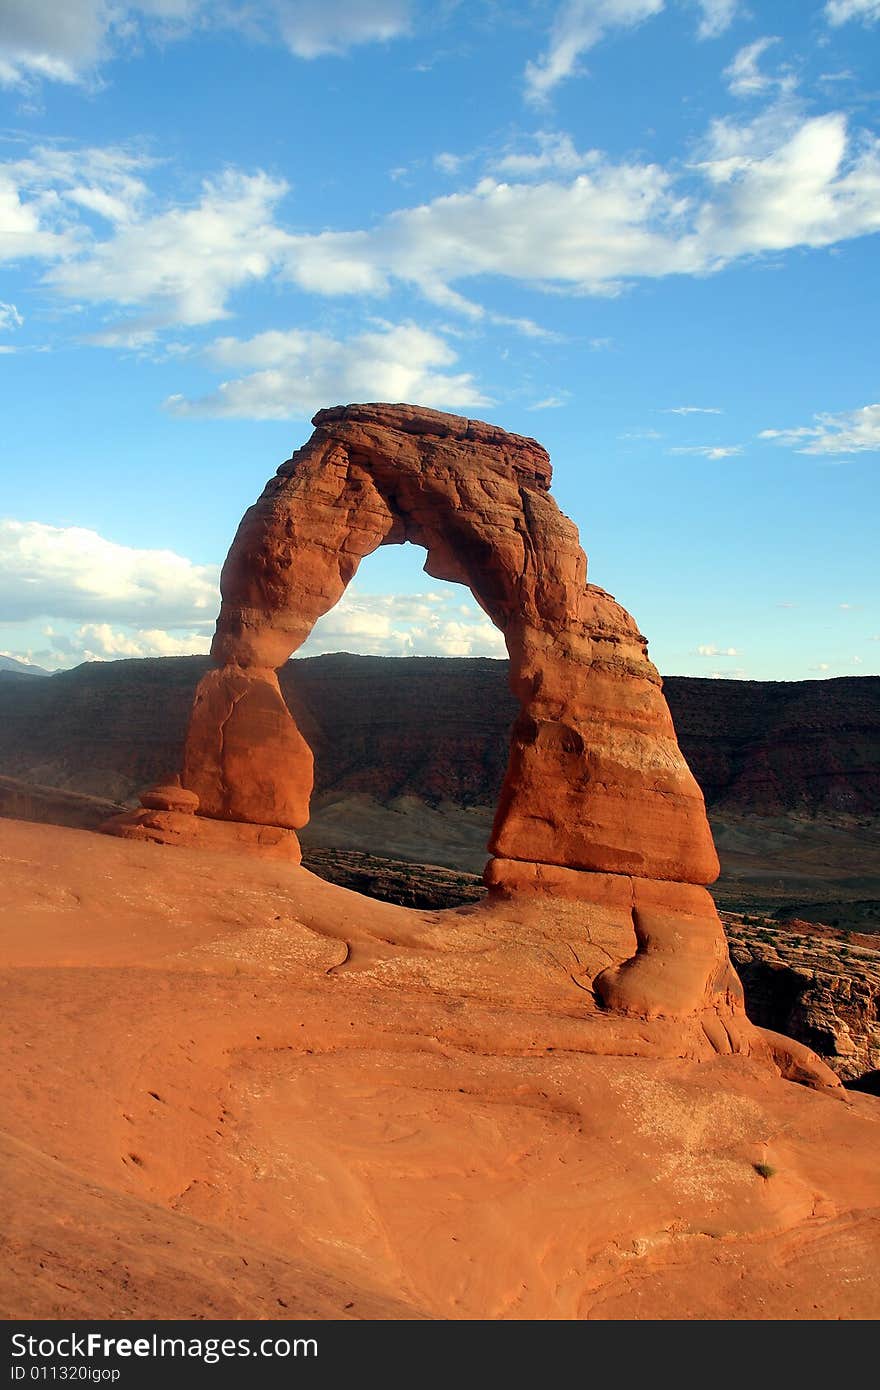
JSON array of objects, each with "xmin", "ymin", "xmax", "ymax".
[{"xmin": 210, "ymin": 401, "xmax": 562, "ymax": 673}]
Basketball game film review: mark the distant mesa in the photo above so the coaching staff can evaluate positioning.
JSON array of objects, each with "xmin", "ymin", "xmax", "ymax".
[{"xmin": 102, "ymin": 403, "xmax": 836, "ymax": 1083}]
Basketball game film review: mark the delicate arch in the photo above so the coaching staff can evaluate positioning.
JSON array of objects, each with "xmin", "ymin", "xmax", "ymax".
[
  {"xmin": 180, "ymin": 403, "xmax": 719, "ymax": 886},
  {"xmin": 103, "ymin": 402, "xmax": 846, "ymax": 1073}
]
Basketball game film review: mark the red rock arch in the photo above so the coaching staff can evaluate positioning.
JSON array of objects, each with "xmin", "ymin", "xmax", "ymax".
[
  {"xmin": 181, "ymin": 403, "xmax": 719, "ymax": 889},
  {"xmin": 103, "ymin": 403, "xmax": 841, "ymax": 1073}
]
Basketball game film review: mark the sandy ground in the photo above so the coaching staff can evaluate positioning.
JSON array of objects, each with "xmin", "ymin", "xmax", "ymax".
[{"xmin": 2, "ymin": 817, "xmax": 879, "ymax": 1321}]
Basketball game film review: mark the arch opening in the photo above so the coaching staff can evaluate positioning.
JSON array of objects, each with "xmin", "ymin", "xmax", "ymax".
[{"xmin": 283, "ymin": 540, "xmax": 514, "ymax": 906}]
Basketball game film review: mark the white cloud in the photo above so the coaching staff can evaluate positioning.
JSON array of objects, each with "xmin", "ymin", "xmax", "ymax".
[
  {"xmin": 759, "ymin": 403, "xmax": 880, "ymax": 455},
  {"xmin": 0, "ymin": 519, "xmax": 512, "ymax": 669},
  {"xmin": 280, "ymin": 108, "xmax": 880, "ymax": 304},
  {"xmin": 0, "ymin": 172, "xmax": 71, "ymax": 265},
  {"xmin": 724, "ymin": 37, "xmax": 797, "ymax": 99},
  {"xmin": 73, "ymin": 622, "xmax": 212, "ymax": 660},
  {"xmin": 0, "ymin": 0, "xmax": 113, "ymax": 86},
  {"xmin": 523, "ymin": 1, "xmax": 744, "ymax": 101},
  {"xmin": 692, "ymin": 109, "xmax": 880, "ymax": 263},
  {"xmin": 9, "ymin": 101, "xmax": 880, "ymax": 337},
  {"xmin": 47, "ymin": 168, "xmax": 290, "ymax": 338},
  {"xmin": 696, "ymin": 644, "xmax": 742, "ymax": 656},
  {"xmin": 281, "ymin": 160, "xmax": 698, "ymax": 302},
  {"xmin": 525, "ymin": 1, "xmax": 665, "ymax": 102},
  {"xmin": 826, "ymin": 1, "xmax": 880, "ymax": 25},
  {"xmin": 434, "ymin": 152, "xmax": 463, "ymax": 176},
  {"xmin": 693, "ymin": 0, "xmax": 740, "ymax": 40},
  {"xmin": 0, "ymin": 520, "xmax": 219, "ymax": 625},
  {"xmin": 0, "ymin": 144, "xmax": 153, "ymax": 270},
  {"xmin": 670, "ymin": 444, "xmax": 742, "ymax": 458},
  {"xmin": 528, "ymin": 395, "xmax": 570, "ymax": 410},
  {"xmin": 300, "ymin": 588, "xmax": 506, "ymax": 659},
  {"xmin": 0, "ymin": 619, "xmax": 213, "ymax": 670},
  {"xmin": 494, "ymin": 132, "xmax": 600, "ymax": 177},
  {"xmin": 165, "ymin": 321, "xmax": 490, "ymax": 419},
  {"xmin": 0, "ymin": 301, "xmax": 23, "ymax": 331},
  {"xmin": 664, "ymin": 405, "xmax": 721, "ymax": 414},
  {"xmin": 0, "ymin": 1, "xmax": 413, "ymax": 88},
  {"xmin": 272, "ymin": 0, "xmax": 412, "ymax": 58}
]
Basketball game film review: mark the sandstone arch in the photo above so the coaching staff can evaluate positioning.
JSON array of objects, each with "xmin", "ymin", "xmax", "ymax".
[
  {"xmin": 105, "ymin": 404, "xmax": 803, "ymax": 1045},
  {"xmin": 187, "ymin": 403, "xmax": 719, "ymax": 887}
]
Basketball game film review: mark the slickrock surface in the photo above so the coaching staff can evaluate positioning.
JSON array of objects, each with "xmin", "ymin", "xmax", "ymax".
[
  {"xmin": 291, "ymin": 856, "xmax": 880, "ymax": 1086},
  {"xmin": 0, "ymin": 773, "xmax": 122, "ymax": 832},
  {"xmin": 1, "ymin": 818, "xmax": 878, "ymax": 1321}
]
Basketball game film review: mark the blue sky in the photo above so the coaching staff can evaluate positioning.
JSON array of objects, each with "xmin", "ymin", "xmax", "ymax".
[{"xmin": 1, "ymin": 0, "xmax": 878, "ymax": 679}]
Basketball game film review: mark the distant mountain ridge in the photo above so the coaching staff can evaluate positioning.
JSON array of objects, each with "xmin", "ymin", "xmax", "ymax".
[
  {"xmin": 0, "ymin": 655, "xmax": 50, "ymax": 677},
  {"xmin": 0, "ymin": 653, "xmax": 877, "ymax": 818}
]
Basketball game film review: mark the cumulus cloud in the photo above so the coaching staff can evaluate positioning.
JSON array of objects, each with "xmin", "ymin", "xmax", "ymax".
[
  {"xmin": 278, "ymin": 108, "xmax": 880, "ymax": 304},
  {"xmin": 0, "ymin": 171, "xmax": 74, "ymax": 266},
  {"xmin": 0, "ymin": 519, "xmax": 219, "ymax": 625},
  {"xmin": 696, "ymin": 643, "xmax": 742, "ymax": 656},
  {"xmin": 47, "ymin": 168, "xmax": 290, "ymax": 339},
  {"xmin": 0, "ymin": 144, "xmax": 156, "ymax": 273},
  {"xmin": 691, "ymin": 108, "xmax": 880, "ymax": 265},
  {"xmin": 0, "ymin": 517, "xmax": 508, "ymax": 668},
  {"xmin": 0, "ymin": 0, "xmax": 116, "ymax": 86},
  {"xmin": 0, "ymin": 1, "xmax": 413, "ymax": 88},
  {"xmin": 525, "ymin": 1, "xmax": 665, "ymax": 103},
  {"xmin": 759, "ymin": 403, "xmax": 880, "ymax": 455},
  {"xmin": 165, "ymin": 321, "xmax": 490, "ymax": 419},
  {"xmin": 826, "ymin": 1, "xmax": 880, "ymax": 25},
  {"xmin": 494, "ymin": 132, "xmax": 600, "ymax": 177},
  {"xmin": 273, "ymin": 0, "xmax": 412, "ymax": 58},
  {"xmin": 71, "ymin": 622, "xmax": 212, "ymax": 660},
  {"xmin": 282, "ymin": 161, "xmax": 697, "ymax": 303},
  {"xmin": 300, "ymin": 588, "xmax": 506, "ymax": 659},
  {"xmin": 0, "ymin": 302, "xmax": 24, "ymax": 331},
  {"xmin": 434, "ymin": 152, "xmax": 463, "ymax": 176},
  {"xmin": 0, "ymin": 619, "xmax": 215, "ymax": 670},
  {"xmin": 8, "ymin": 101, "xmax": 880, "ymax": 337},
  {"xmin": 693, "ymin": 0, "xmax": 740, "ymax": 40},
  {"xmin": 724, "ymin": 37, "xmax": 797, "ymax": 99}
]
